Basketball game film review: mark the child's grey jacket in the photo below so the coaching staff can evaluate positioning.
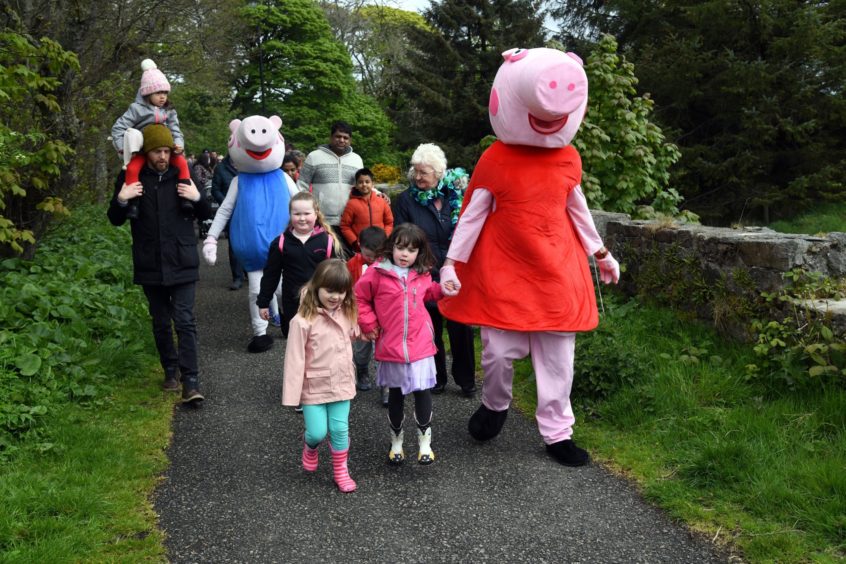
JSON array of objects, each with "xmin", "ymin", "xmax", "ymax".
[{"xmin": 111, "ymin": 89, "xmax": 184, "ymax": 152}]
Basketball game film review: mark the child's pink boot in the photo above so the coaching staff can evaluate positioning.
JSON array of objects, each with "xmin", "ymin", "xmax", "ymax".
[
  {"xmin": 302, "ymin": 442, "xmax": 319, "ymax": 472},
  {"xmin": 330, "ymin": 446, "xmax": 357, "ymax": 493}
]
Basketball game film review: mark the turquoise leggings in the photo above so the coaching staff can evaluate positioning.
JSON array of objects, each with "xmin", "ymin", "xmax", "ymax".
[{"xmin": 302, "ymin": 400, "xmax": 350, "ymax": 451}]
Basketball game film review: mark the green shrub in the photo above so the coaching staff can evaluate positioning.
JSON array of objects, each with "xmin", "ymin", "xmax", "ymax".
[{"xmin": 0, "ymin": 205, "xmax": 155, "ymax": 455}]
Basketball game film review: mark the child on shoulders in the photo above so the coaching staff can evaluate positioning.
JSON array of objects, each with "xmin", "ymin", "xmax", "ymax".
[{"xmin": 111, "ymin": 59, "xmax": 193, "ymax": 219}]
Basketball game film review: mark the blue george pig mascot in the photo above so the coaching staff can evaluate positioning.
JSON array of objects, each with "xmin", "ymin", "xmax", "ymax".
[{"xmin": 203, "ymin": 115, "xmax": 299, "ymax": 352}]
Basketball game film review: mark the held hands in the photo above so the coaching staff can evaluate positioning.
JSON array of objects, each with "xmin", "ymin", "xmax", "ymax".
[
  {"xmin": 118, "ymin": 181, "xmax": 143, "ymax": 203},
  {"xmin": 363, "ymin": 327, "xmax": 381, "ymax": 341},
  {"xmin": 202, "ymin": 235, "xmax": 218, "ymax": 265},
  {"xmin": 440, "ymin": 264, "xmax": 461, "ymax": 296},
  {"xmin": 177, "ymin": 179, "xmax": 201, "ymax": 202},
  {"xmin": 173, "ymin": 145, "xmax": 184, "ymax": 154},
  {"xmin": 596, "ymin": 253, "xmax": 620, "ymax": 285},
  {"xmin": 259, "ymin": 308, "xmax": 270, "ymax": 321}
]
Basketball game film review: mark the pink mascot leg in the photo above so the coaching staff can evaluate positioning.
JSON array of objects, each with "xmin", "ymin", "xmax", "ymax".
[
  {"xmin": 531, "ymin": 331, "xmax": 589, "ymax": 466},
  {"xmin": 469, "ymin": 328, "xmax": 528, "ymax": 441},
  {"xmin": 530, "ymin": 332, "xmax": 576, "ymax": 443}
]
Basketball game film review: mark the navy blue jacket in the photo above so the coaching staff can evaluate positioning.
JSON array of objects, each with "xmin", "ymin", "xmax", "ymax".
[{"xmin": 392, "ymin": 188, "xmax": 457, "ymax": 281}]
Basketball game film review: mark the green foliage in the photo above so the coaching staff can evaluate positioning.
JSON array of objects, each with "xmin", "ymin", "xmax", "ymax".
[
  {"xmin": 234, "ymin": 0, "xmax": 397, "ymax": 163},
  {"xmin": 391, "ymin": 0, "xmax": 547, "ymax": 167},
  {"xmin": 171, "ymin": 84, "xmax": 237, "ymax": 155},
  {"xmin": 747, "ymin": 269, "xmax": 846, "ymax": 391},
  {"xmin": 371, "ymin": 163, "xmax": 403, "ymax": 184},
  {"xmin": 576, "ymin": 35, "xmax": 688, "ymax": 219},
  {"xmin": 0, "ymin": 205, "xmax": 155, "ymax": 454},
  {"xmin": 573, "ymin": 299, "xmax": 652, "ymax": 410},
  {"xmin": 0, "ymin": 29, "xmax": 78, "ymax": 256},
  {"xmin": 768, "ymin": 201, "xmax": 846, "ymax": 236},
  {"xmin": 552, "ymin": 0, "xmax": 846, "ymax": 224}
]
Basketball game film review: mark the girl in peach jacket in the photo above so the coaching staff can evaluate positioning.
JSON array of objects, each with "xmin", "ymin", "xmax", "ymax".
[{"xmin": 282, "ymin": 259, "xmax": 358, "ymax": 493}]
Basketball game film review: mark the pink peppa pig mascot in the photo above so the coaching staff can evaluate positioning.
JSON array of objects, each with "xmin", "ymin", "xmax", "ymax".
[
  {"xmin": 438, "ymin": 48, "xmax": 620, "ymax": 466},
  {"xmin": 203, "ymin": 115, "xmax": 299, "ymax": 352}
]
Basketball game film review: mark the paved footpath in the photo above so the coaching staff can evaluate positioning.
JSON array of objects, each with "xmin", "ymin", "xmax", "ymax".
[{"xmin": 154, "ymin": 241, "xmax": 728, "ymax": 563}]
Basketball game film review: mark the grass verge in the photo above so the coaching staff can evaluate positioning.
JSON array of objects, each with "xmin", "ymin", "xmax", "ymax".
[
  {"xmin": 768, "ymin": 202, "xmax": 846, "ymax": 235},
  {"xmin": 508, "ymin": 297, "xmax": 846, "ymax": 562},
  {"xmin": 0, "ymin": 370, "xmax": 176, "ymax": 562}
]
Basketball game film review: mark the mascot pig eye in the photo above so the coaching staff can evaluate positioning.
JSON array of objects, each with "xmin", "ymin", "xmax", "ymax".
[
  {"xmin": 251, "ymin": 129, "xmax": 255, "ymax": 133},
  {"xmin": 502, "ymin": 48, "xmax": 528, "ymax": 62},
  {"xmin": 262, "ymin": 129, "xmax": 266, "ymax": 133}
]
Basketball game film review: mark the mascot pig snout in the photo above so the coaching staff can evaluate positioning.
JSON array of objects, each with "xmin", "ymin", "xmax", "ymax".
[
  {"xmin": 227, "ymin": 115, "xmax": 286, "ymax": 173},
  {"xmin": 490, "ymin": 47, "xmax": 588, "ymax": 148}
]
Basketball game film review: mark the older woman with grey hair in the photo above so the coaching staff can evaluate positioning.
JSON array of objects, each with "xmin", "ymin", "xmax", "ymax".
[{"xmin": 393, "ymin": 143, "xmax": 477, "ymax": 398}]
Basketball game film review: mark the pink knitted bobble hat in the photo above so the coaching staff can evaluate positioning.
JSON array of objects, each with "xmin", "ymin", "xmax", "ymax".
[{"xmin": 139, "ymin": 59, "xmax": 171, "ymax": 96}]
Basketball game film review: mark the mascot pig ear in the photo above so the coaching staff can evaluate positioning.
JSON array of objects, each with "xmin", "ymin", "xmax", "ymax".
[
  {"xmin": 229, "ymin": 119, "xmax": 242, "ymax": 133},
  {"xmin": 502, "ymin": 48, "xmax": 529, "ymax": 62},
  {"xmin": 566, "ymin": 52, "xmax": 584, "ymax": 67},
  {"xmin": 269, "ymin": 115, "xmax": 283, "ymax": 130}
]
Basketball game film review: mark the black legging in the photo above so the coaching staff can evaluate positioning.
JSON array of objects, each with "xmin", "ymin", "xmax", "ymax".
[{"xmin": 388, "ymin": 388, "xmax": 432, "ymax": 430}]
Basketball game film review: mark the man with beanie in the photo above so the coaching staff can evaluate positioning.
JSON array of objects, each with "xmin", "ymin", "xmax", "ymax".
[{"xmin": 108, "ymin": 124, "xmax": 212, "ymax": 403}]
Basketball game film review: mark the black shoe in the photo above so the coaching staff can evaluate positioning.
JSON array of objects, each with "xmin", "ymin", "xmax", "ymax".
[
  {"xmin": 468, "ymin": 404, "xmax": 508, "ymax": 441},
  {"xmin": 432, "ymin": 383, "xmax": 446, "ymax": 394},
  {"xmin": 181, "ymin": 387, "xmax": 204, "ymax": 404},
  {"xmin": 546, "ymin": 439, "xmax": 590, "ymax": 467},
  {"xmin": 356, "ymin": 378, "xmax": 372, "ymax": 391},
  {"xmin": 247, "ymin": 334, "xmax": 273, "ymax": 353},
  {"xmin": 460, "ymin": 384, "xmax": 477, "ymax": 397},
  {"xmin": 229, "ymin": 279, "xmax": 243, "ymax": 290},
  {"xmin": 126, "ymin": 202, "xmax": 139, "ymax": 220}
]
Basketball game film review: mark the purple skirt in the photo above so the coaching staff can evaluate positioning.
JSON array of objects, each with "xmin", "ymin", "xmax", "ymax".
[{"xmin": 376, "ymin": 356, "xmax": 436, "ymax": 395}]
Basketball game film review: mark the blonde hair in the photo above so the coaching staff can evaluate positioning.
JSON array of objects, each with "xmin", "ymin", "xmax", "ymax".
[
  {"xmin": 298, "ymin": 259, "xmax": 357, "ymax": 322},
  {"xmin": 407, "ymin": 143, "xmax": 447, "ymax": 183},
  {"xmin": 288, "ymin": 191, "xmax": 345, "ymax": 258}
]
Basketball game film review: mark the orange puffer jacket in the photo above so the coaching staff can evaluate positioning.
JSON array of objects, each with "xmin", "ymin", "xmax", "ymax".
[{"xmin": 339, "ymin": 191, "xmax": 394, "ymax": 249}]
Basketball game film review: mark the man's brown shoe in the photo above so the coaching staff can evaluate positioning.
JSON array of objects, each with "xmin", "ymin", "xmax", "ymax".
[
  {"xmin": 181, "ymin": 388, "xmax": 204, "ymax": 404},
  {"xmin": 163, "ymin": 377, "xmax": 180, "ymax": 392}
]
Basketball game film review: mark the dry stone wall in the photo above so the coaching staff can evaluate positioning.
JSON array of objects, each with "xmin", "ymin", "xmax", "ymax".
[{"xmin": 592, "ymin": 211, "xmax": 846, "ymax": 338}]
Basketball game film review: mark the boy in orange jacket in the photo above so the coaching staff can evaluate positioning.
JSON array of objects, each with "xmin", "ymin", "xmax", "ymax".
[{"xmin": 340, "ymin": 168, "xmax": 394, "ymax": 251}]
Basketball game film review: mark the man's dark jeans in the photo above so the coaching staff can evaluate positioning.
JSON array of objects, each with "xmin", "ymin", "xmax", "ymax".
[{"xmin": 143, "ymin": 283, "xmax": 199, "ymax": 387}]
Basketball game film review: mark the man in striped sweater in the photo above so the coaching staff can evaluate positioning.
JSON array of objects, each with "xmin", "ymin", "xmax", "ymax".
[{"xmin": 297, "ymin": 121, "xmax": 363, "ymax": 235}]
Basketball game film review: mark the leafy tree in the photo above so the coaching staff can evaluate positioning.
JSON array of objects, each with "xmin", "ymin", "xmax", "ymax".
[
  {"xmin": 319, "ymin": 1, "xmax": 429, "ymax": 103},
  {"xmin": 3, "ymin": 0, "xmax": 243, "ymax": 255},
  {"xmin": 574, "ymin": 35, "xmax": 686, "ymax": 218},
  {"xmin": 549, "ymin": 0, "xmax": 846, "ymax": 224},
  {"xmin": 234, "ymin": 0, "xmax": 397, "ymax": 163},
  {"xmin": 393, "ymin": 0, "xmax": 547, "ymax": 167},
  {"xmin": 0, "ymin": 23, "xmax": 77, "ymax": 257}
]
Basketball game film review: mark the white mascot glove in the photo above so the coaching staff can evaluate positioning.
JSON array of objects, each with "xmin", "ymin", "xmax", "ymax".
[
  {"xmin": 596, "ymin": 253, "xmax": 620, "ymax": 285},
  {"xmin": 203, "ymin": 235, "xmax": 218, "ymax": 266},
  {"xmin": 440, "ymin": 265, "xmax": 461, "ymax": 296}
]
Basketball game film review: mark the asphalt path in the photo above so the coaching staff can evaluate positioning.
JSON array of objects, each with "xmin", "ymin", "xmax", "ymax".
[{"xmin": 154, "ymin": 240, "xmax": 728, "ymax": 563}]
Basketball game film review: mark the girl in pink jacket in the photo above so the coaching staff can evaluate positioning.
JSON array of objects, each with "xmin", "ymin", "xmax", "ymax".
[
  {"xmin": 354, "ymin": 223, "xmax": 444, "ymax": 465},
  {"xmin": 283, "ymin": 259, "xmax": 359, "ymax": 493}
]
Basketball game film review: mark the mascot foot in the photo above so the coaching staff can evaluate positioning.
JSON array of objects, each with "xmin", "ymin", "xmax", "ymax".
[
  {"xmin": 247, "ymin": 334, "xmax": 273, "ymax": 353},
  {"xmin": 546, "ymin": 439, "xmax": 590, "ymax": 467},
  {"xmin": 468, "ymin": 405, "xmax": 508, "ymax": 441}
]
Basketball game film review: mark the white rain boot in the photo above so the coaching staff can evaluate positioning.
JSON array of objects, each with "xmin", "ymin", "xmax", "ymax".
[
  {"xmin": 416, "ymin": 427, "xmax": 435, "ymax": 465},
  {"xmin": 388, "ymin": 422, "xmax": 405, "ymax": 465}
]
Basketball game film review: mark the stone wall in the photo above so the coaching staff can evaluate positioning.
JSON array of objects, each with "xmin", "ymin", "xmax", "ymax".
[{"xmin": 592, "ymin": 211, "xmax": 846, "ymax": 338}]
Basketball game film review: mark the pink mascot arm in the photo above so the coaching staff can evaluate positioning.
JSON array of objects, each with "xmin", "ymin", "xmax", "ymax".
[
  {"xmin": 566, "ymin": 185, "xmax": 620, "ymax": 284},
  {"xmin": 441, "ymin": 189, "xmax": 494, "ymax": 295}
]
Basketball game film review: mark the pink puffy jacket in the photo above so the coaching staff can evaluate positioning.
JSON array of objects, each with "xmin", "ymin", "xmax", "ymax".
[{"xmin": 355, "ymin": 261, "xmax": 443, "ymax": 364}]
